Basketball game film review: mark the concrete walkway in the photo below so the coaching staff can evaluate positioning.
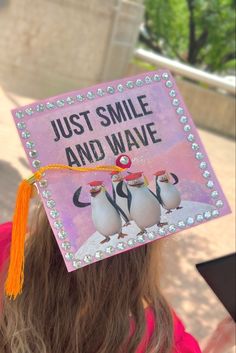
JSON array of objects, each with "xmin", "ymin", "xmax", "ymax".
[{"xmin": 0, "ymin": 86, "xmax": 235, "ymax": 350}]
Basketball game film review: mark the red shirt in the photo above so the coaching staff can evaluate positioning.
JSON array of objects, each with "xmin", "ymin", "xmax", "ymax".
[{"xmin": 0, "ymin": 223, "xmax": 201, "ymax": 353}]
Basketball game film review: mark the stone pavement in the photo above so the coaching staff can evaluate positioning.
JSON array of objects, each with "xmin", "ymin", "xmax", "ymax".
[{"xmin": 0, "ymin": 86, "xmax": 235, "ymax": 350}]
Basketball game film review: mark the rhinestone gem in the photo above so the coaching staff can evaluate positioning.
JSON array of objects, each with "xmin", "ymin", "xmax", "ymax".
[
  {"xmin": 46, "ymin": 199, "xmax": 56, "ymax": 208},
  {"xmin": 196, "ymin": 214, "xmax": 204, "ymax": 222},
  {"xmin": 184, "ymin": 124, "xmax": 191, "ymax": 132},
  {"xmin": 204, "ymin": 211, "xmax": 212, "ymax": 219},
  {"xmin": 76, "ymin": 94, "xmax": 85, "ymax": 102},
  {"xmin": 17, "ymin": 122, "xmax": 26, "ymax": 130},
  {"xmin": 127, "ymin": 238, "xmax": 136, "ymax": 246},
  {"xmin": 126, "ymin": 81, "xmax": 134, "ymax": 88},
  {"xmin": 117, "ymin": 242, "xmax": 126, "ymax": 250},
  {"xmin": 178, "ymin": 220, "xmax": 186, "ymax": 228},
  {"xmin": 169, "ymin": 89, "xmax": 176, "ymax": 97},
  {"xmin": 172, "ymin": 99, "xmax": 179, "ymax": 106},
  {"xmin": 65, "ymin": 252, "xmax": 74, "ymax": 261},
  {"xmin": 207, "ymin": 180, "xmax": 214, "ymax": 189},
  {"xmin": 106, "ymin": 246, "xmax": 114, "ymax": 254},
  {"xmin": 32, "ymin": 159, "xmax": 41, "ymax": 168},
  {"xmin": 66, "ymin": 97, "xmax": 74, "ymax": 104},
  {"xmin": 192, "ymin": 143, "xmax": 199, "ymax": 150},
  {"xmin": 95, "ymin": 250, "xmax": 104, "ymax": 259},
  {"xmin": 200, "ymin": 161, "xmax": 207, "ymax": 169},
  {"xmin": 187, "ymin": 134, "xmax": 195, "ymax": 142},
  {"xmin": 35, "ymin": 103, "xmax": 45, "ymax": 112},
  {"xmin": 26, "ymin": 141, "xmax": 35, "ymax": 149},
  {"xmin": 187, "ymin": 217, "xmax": 194, "ymax": 225},
  {"xmin": 212, "ymin": 209, "xmax": 219, "ymax": 217},
  {"xmin": 162, "ymin": 72, "xmax": 169, "ymax": 80},
  {"xmin": 107, "ymin": 86, "xmax": 115, "ymax": 94},
  {"xmin": 145, "ymin": 76, "xmax": 152, "ymax": 84},
  {"xmin": 166, "ymin": 80, "xmax": 173, "ymax": 88},
  {"xmin": 211, "ymin": 190, "xmax": 219, "ymax": 199},
  {"xmin": 72, "ymin": 260, "xmax": 82, "ymax": 269},
  {"xmin": 203, "ymin": 170, "xmax": 211, "ymax": 178},
  {"xmin": 50, "ymin": 209, "xmax": 59, "ymax": 218},
  {"xmin": 61, "ymin": 241, "xmax": 71, "ymax": 250},
  {"xmin": 42, "ymin": 190, "xmax": 51, "ymax": 199},
  {"xmin": 16, "ymin": 111, "xmax": 24, "ymax": 119},
  {"xmin": 25, "ymin": 107, "xmax": 34, "ymax": 115},
  {"xmin": 137, "ymin": 234, "xmax": 145, "ymax": 243},
  {"xmin": 97, "ymin": 88, "xmax": 105, "ymax": 96},
  {"xmin": 117, "ymin": 84, "xmax": 124, "ymax": 92},
  {"xmin": 176, "ymin": 107, "xmax": 184, "ymax": 115},
  {"xmin": 147, "ymin": 232, "xmax": 156, "ymax": 240},
  {"xmin": 39, "ymin": 179, "xmax": 48, "ymax": 188},
  {"xmin": 158, "ymin": 228, "xmax": 166, "ymax": 236},
  {"xmin": 58, "ymin": 230, "xmax": 67, "ymax": 239},
  {"xmin": 84, "ymin": 255, "xmax": 92, "ymax": 263},
  {"xmin": 56, "ymin": 99, "xmax": 65, "ymax": 107},
  {"xmin": 29, "ymin": 150, "xmax": 38, "ymax": 158},
  {"xmin": 46, "ymin": 102, "xmax": 55, "ymax": 109},
  {"xmin": 168, "ymin": 225, "xmax": 176, "ymax": 233},
  {"xmin": 87, "ymin": 91, "xmax": 95, "ymax": 100},
  {"xmin": 196, "ymin": 152, "xmax": 204, "ymax": 160},
  {"xmin": 153, "ymin": 74, "xmax": 161, "ymax": 81},
  {"xmin": 180, "ymin": 116, "xmax": 188, "ymax": 124},
  {"xmin": 216, "ymin": 200, "xmax": 223, "ymax": 208},
  {"xmin": 21, "ymin": 130, "xmax": 30, "ymax": 139},
  {"xmin": 120, "ymin": 156, "xmax": 130, "ymax": 165},
  {"xmin": 54, "ymin": 220, "xmax": 63, "ymax": 229}
]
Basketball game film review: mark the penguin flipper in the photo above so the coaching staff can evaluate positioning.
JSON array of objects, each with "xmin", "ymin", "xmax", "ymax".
[
  {"xmin": 127, "ymin": 188, "xmax": 132, "ymax": 213},
  {"xmin": 112, "ymin": 185, "xmax": 116, "ymax": 202},
  {"xmin": 73, "ymin": 187, "xmax": 91, "ymax": 208},
  {"xmin": 154, "ymin": 184, "xmax": 164, "ymax": 207},
  {"xmin": 170, "ymin": 173, "xmax": 179, "ymax": 185},
  {"xmin": 105, "ymin": 191, "xmax": 129, "ymax": 223},
  {"xmin": 116, "ymin": 181, "xmax": 128, "ymax": 198}
]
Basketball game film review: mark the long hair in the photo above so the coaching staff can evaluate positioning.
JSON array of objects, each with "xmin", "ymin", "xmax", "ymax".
[{"xmin": 0, "ymin": 201, "xmax": 173, "ymax": 353}]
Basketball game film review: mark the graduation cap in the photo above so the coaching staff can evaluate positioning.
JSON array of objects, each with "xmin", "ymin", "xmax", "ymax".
[{"xmin": 6, "ymin": 70, "xmax": 231, "ymax": 299}]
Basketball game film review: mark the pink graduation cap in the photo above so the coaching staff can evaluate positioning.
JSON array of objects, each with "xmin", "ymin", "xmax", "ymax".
[{"xmin": 6, "ymin": 70, "xmax": 231, "ymax": 299}]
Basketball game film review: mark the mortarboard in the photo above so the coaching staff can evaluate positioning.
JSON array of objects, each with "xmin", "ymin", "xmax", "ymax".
[{"xmin": 5, "ymin": 70, "xmax": 231, "ymax": 299}]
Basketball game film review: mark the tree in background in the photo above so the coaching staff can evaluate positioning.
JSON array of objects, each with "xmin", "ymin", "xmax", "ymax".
[{"xmin": 140, "ymin": 0, "xmax": 235, "ymax": 73}]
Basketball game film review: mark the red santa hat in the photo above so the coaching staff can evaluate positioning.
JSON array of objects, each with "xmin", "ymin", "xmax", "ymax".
[
  {"xmin": 154, "ymin": 170, "xmax": 166, "ymax": 177},
  {"xmin": 110, "ymin": 171, "xmax": 120, "ymax": 176},
  {"xmin": 88, "ymin": 180, "xmax": 104, "ymax": 187},
  {"xmin": 124, "ymin": 172, "xmax": 143, "ymax": 181}
]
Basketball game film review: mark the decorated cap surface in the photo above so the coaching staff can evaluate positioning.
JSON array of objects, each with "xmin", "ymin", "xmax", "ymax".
[{"xmin": 9, "ymin": 69, "xmax": 230, "ymax": 278}]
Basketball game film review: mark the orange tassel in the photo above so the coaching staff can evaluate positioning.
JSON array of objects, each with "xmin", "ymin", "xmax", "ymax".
[{"xmin": 5, "ymin": 179, "xmax": 33, "ymax": 299}]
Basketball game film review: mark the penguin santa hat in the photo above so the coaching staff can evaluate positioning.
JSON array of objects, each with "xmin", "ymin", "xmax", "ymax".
[{"xmin": 6, "ymin": 69, "xmax": 230, "ymax": 299}]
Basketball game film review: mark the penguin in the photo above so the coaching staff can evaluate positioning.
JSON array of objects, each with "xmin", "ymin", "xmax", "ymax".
[
  {"xmin": 111, "ymin": 171, "xmax": 131, "ymax": 226},
  {"xmin": 124, "ymin": 172, "xmax": 162, "ymax": 235},
  {"xmin": 88, "ymin": 181, "xmax": 128, "ymax": 244},
  {"xmin": 154, "ymin": 170, "xmax": 182, "ymax": 214}
]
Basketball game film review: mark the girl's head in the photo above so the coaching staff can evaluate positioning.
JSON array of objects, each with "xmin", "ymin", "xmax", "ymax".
[{"xmin": 0, "ymin": 201, "xmax": 173, "ymax": 353}]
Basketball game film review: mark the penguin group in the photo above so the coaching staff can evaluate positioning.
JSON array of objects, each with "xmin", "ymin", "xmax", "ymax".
[{"xmin": 73, "ymin": 168, "xmax": 182, "ymax": 244}]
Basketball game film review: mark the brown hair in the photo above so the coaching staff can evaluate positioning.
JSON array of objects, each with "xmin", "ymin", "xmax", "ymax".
[{"xmin": 0, "ymin": 201, "xmax": 173, "ymax": 353}]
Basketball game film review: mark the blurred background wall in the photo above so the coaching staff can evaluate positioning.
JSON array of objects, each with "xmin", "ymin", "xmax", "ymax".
[{"xmin": 0, "ymin": 0, "xmax": 144, "ymax": 97}]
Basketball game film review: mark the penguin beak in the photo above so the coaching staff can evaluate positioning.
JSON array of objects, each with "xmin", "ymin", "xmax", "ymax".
[
  {"xmin": 90, "ymin": 187, "xmax": 102, "ymax": 197},
  {"xmin": 160, "ymin": 176, "xmax": 169, "ymax": 183},
  {"xmin": 129, "ymin": 179, "xmax": 144, "ymax": 187}
]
